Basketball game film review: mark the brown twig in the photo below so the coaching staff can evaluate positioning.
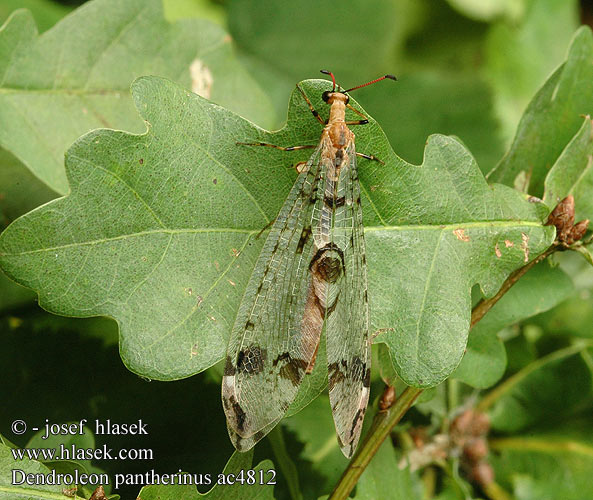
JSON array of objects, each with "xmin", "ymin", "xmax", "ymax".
[{"xmin": 470, "ymin": 244, "xmax": 559, "ymax": 328}]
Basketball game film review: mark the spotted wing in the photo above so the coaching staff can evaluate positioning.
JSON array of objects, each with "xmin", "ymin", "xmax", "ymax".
[
  {"xmin": 222, "ymin": 145, "xmax": 326, "ymax": 448},
  {"xmin": 326, "ymin": 141, "xmax": 371, "ymax": 458}
]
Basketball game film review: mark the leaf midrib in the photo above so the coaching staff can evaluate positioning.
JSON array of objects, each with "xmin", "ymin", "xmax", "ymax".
[{"xmin": 1, "ymin": 220, "xmax": 543, "ymax": 257}]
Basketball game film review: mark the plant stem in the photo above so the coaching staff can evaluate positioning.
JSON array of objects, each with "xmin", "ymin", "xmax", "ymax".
[
  {"xmin": 328, "ymin": 386, "xmax": 423, "ymax": 500},
  {"xmin": 470, "ymin": 244, "xmax": 558, "ymax": 328}
]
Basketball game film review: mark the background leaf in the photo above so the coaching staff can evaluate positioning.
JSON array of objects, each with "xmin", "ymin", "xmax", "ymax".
[
  {"xmin": 453, "ymin": 261, "xmax": 575, "ymax": 388},
  {"xmin": 488, "ymin": 26, "xmax": 593, "ymax": 196},
  {"xmin": 484, "ymin": 0, "xmax": 579, "ymax": 143},
  {"xmin": 490, "ymin": 422, "xmax": 593, "ymax": 500},
  {"xmin": 0, "ymin": 0, "xmax": 71, "ymax": 33},
  {"xmin": 485, "ymin": 346, "xmax": 593, "ymax": 432},
  {"xmin": 0, "ymin": 0, "xmax": 274, "ymax": 195},
  {"xmin": 354, "ymin": 440, "xmax": 422, "ymax": 500},
  {"xmin": 544, "ymin": 116, "xmax": 593, "ymax": 221},
  {"xmin": 0, "ymin": 441, "xmax": 73, "ymax": 499},
  {"xmin": 138, "ymin": 449, "xmax": 276, "ymax": 499}
]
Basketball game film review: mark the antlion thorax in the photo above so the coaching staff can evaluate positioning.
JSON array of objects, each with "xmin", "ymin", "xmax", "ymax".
[{"xmin": 324, "ymin": 93, "xmax": 353, "ymax": 149}]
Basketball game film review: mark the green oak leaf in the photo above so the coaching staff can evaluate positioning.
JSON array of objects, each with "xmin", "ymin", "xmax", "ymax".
[
  {"xmin": 0, "ymin": 147, "xmax": 56, "ymax": 310},
  {"xmin": 544, "ymin": 116, "xmax": 593, "ymax": 222},
  {"xmin": 0, "ymin": 77, "xmax": 553, "ymax": 390},
  {"xmin": 488, "ymin": 26, "xmax": 593, "ymax": 196},
  {"xmin": 137, "ymin": 449, "xmax": 276, "ymax": 499},
  {"xmin": 3, "ymin": 427, "xmax": 114, "ymax": 499},
  {"xmin": 0, "ymin": 0, "xmax": 273, "ymax": 195},
  {"xmin": 453, "ymin": 261, "xmax": 575, "ymax": 388}
]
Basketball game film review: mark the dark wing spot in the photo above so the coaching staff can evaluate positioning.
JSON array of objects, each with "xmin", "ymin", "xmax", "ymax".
[
  {"xmin": 230, "ymin": 396, "xmax": 247, "ymax": 433},
  {"xmin": 296, "ymin": 226, "xmax": 312, "ymax": 254},
  {"xmin": 223, "ymin": 356, "xmax": 236, "ymax": 376},
  {"xmin": 281, "ymin": 358, "xmax": 308, "ymax": 386},
  {"xmin": 363, "ymin": 367, "xmax": 371, "ymax": 388},
  {"xmin": 273, "ymin": 352, "xmax": 308, "ymax": 386},
  {"xmin": 324, "ymin": 195, "xmax": 346, "ymax": 208},
  {"xmin": 237, "ymin": 346, "xmax": 267, "ymax": 375},
  {"xmin": 349, "ymin": 408, "xmax": 364, "ymax": 437},
  {"xmin": 315, "ymin": 255, "xmax": 343, "ymax": 283},
  {"xmin": 245, "ymin": 320, "xmax": 255, "ymax": 330},
  {"xmin": 310, "ymin": 243, "xmax": 345, "ymax": 271},
  {"xmin": 273, "ymin": 352, "xmax": 291, "ymax": 366},
  {"xmin": 328, "ymin": 362, "xmax": 346, "ymax": 391},
  {"xmin": 351, "ymin": 356, "xmax": 369, "ymax": 383}
]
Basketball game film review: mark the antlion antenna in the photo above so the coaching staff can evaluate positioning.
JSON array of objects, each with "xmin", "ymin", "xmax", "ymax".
[{"xmin": 320, "ymin": 70, "xmax": 396, "ymax": 93}]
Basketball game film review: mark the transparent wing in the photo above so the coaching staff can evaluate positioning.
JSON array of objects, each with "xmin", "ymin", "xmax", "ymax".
[
  {"xmin": 222, "ymin": 145, "xmax": 326, "ymax": 447},
  {"xmin": 326, "ymin": 141, "xmax": 371, "ymax": 458}
]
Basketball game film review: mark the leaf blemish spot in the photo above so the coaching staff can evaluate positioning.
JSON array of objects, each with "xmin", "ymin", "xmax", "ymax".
[
  {"xmin": 453, "ymin": 228, "xmax": 470, "ymax": 242},
  {"xmin": 521, "ymin": 233, "xmax": 530, "ymax": 262},
  {"xmin": 495, "ymin": 243, "xmax": 502, "ymax": 258},
  {"xmin": 213, "ymin": 178, "xmax": 217, "ymax": 184}
]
